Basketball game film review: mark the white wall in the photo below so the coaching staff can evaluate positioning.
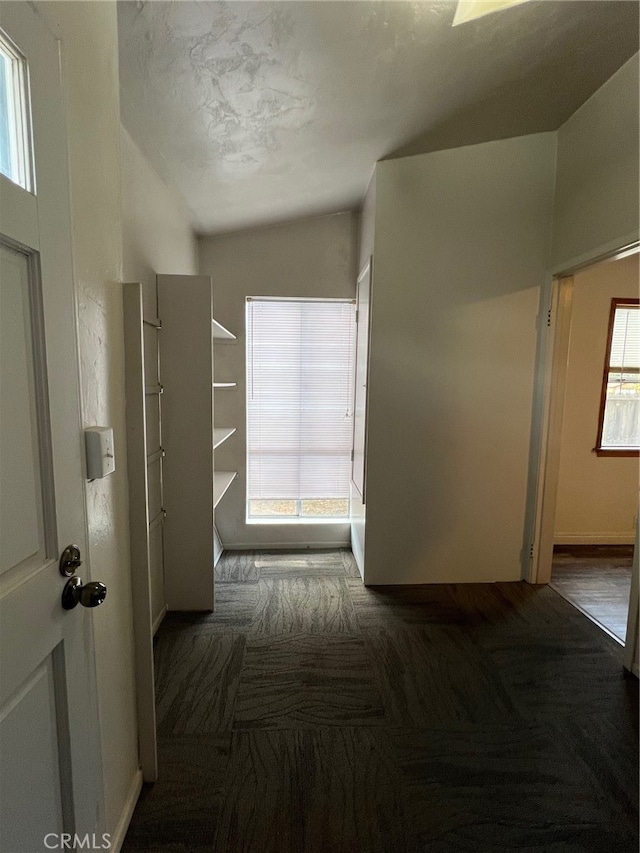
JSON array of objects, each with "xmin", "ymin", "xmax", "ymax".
[
  {"xmin": 37, "ymin": 1, "xmax": 139, "ymax": 842},
  {"xmin": 121, "ymin": 126, "xmax": 197, "ymax": 316},
  {"xmin": 358, "ymin": 171, "xmax": 377, "ymax": 273},
  {"xmin": 552, "ymin": 53, "xmax": 639, "ymax": 271},
  {"xmin": 364, "ymin": 133, "xmax": 557, "ymax": 584},
  {"xmin": 554, "ymin": 254, "xmax": 639, "ymax": 544},
  {"xmin": 199, "ymin": 213, "xmax": 358, "ymax": 549}
]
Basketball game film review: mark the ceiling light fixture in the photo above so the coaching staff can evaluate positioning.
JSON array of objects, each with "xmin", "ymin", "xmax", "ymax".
[{"xmin": 452, "ymin": 0, "xmax": 531, "ymax": 26}]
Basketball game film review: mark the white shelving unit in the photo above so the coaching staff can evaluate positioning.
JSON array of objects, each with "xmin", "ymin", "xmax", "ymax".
[
  {"xmin": 214, "ymin": 471, "xmax": 237, "ymax": 507},
  {"xmin": 213, "ymin": 427, "xmax": 236, "ymax": 449},
  {"xmin": 212, "ymin": 330, "xmax": 237, "ymax": 566},
  {"xmin": 157, "ymin": 274, "xmax": 237, "ymax": 611},
  {"xmin": 212, "ymin": 317, "xmax": 236, "ymax": 341}
]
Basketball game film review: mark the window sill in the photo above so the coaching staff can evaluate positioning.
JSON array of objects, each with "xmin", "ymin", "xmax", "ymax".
[
  {"xmin": 593, "ymin": 448, "xmax": 640, "ymax": 457},
  {"xmin": 246, "ymin": 517, "xmax": 350, "ymax": 525}
]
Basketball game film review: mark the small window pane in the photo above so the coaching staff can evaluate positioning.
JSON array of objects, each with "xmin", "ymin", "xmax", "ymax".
[
  {"xmin": 0, "ymin": 31, "xmax": 32, "ymax": 191},
  {"xmin": 249, "ymin": 498, "xmax": 349, "ymax": 519},
  {"xmin": 301, "ymin": 499, "xmax": 349, "ymax": 518},
  {"xmin": 249, "ymin": 500, "xmax": 298, "ymax": 517},
  {"xmin": 598, "ymin": 301, "xmax": 640, "ymax": 451},
  {"xmin": 0, "ymin": 52, "xmax": 11, "ymax": 177}
]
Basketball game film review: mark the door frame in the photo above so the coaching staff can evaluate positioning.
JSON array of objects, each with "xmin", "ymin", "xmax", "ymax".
[
  {"xmin": 526, "ymin": 236, "xmax": 640, "ymax": 668},
  {"xmin": 528, "ymin": 273, "xmax": 574, "ymax": 586},
  {"xmin": 351, "ymin": 257, "xmax": 372, "ymax": 503},
  {"xmin": 122, "ymin": 282, "xmax": 158, "ymax": 783},
  {"xmin": 623, "ymin": 520, "xmax": 639, "ymax": 676}
]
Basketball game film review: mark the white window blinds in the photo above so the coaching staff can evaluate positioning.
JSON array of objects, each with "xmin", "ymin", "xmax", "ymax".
[
  {"xmin": 246, "ymin": 297, "xmax": 355, "ymax": 503},
  {"xmin": 609, "ymin": 305, "xmax": 640, "ymax": 370},
  {"xmin": 600, "ymin": 302, "xmax": 640, "ymax": 450}
]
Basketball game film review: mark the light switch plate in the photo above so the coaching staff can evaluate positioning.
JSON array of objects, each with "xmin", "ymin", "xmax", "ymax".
[{"xmin": 84, "ymin": 427, "xmax": 115, "ymax": 479}]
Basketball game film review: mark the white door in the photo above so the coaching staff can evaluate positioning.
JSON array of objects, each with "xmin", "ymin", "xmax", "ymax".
[{"xmin": 0, "ymin": 5, "xmax": 104, "ymax": 852}]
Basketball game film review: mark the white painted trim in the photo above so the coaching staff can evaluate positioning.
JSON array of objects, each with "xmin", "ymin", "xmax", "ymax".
[
  {"xmin": 352, "ymin": 257, "xmax": 372, "ymax": 503},
  {"xmin": 554, "ymin": 533, "xmax": 635, "ymax": 545},
  {"xmin": 245, "ymin": 517, "xmax": 349, "ymax": 526},
  {"xmin": 550, "ymin": 232, "xmax": 639, "ymax": 276},
  {"xmin": 223, "ymin": 540, "xmax": 350, "ymax": 550},
  {"xmin": 529, "ymin": 276, "xmax": 574, "ymax": 584},
  {"xmin": 111, "ymin": 768, "xmax": 143, "ymax": 853},
  {"xmin": 152, "ymin": 604, "xmax": 168, "ymax": 636},
  {"xmin": 520, "ymin": 271, "xmax": 555, "ymax": 581},
  {"xmin": 122, "ymin": 283, "xmax": 157, "ymax": 784},
  {"xmin": 623, "ymin": 520, "xmax": 639, "ymax": 675}
]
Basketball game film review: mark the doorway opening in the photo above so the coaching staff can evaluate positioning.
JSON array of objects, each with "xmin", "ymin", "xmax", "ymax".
[{"xmin": 532, "ymin": 248, "xmax": 639, "ymax": 646}]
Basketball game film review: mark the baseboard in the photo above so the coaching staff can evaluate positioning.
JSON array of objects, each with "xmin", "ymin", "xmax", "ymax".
[
  {"xmin": 223, "ymin": 540, "xmax": 350, "ymax": 550},
  {"xmin": 554, "ymin": 533, "xmax": 635, "ymax": 545},
  {"xmin": 111, "ymin": 768, "xmax": 143, "ymax": 853},
  {"xmin": 152, "ymin": 604, "xmax": 168, "ymax": 636}
]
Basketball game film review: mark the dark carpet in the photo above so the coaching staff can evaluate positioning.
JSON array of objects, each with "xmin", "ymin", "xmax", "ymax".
[{"xmin": 122, "ymin": 549, "xmax": 639, "ymax": 853}]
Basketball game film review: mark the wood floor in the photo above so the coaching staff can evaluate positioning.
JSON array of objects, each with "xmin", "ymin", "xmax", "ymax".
[
  {"xmin": 551, "ymin": 545, "xmax": 633, "ymax": 642},
  {"xmin": 123, "ymin": 549, "xmax": 639, "ymax": 853}
]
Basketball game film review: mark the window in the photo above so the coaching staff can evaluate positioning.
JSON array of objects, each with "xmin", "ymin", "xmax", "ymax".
[
  {"xmin": 595, "ymin": 298, "xmax": 640, "ymax": 456},
  {"xmin": 246, "ymin": 297, "xmax": 355, "ymax": 520},
  {"xmin": 0, "ymin": 30, "xmax": 32, "ymax": 191}
]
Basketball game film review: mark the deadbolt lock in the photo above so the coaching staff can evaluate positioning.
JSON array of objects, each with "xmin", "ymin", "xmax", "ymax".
[{"xmin": 59, "ymin": 544, "xmax": 82, "ymax": 577}]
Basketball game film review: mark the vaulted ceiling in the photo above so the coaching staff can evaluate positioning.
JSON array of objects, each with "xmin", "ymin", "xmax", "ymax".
[{"xmin": 118, "ymin": 1, "xmax": 639, "ymax": 235}]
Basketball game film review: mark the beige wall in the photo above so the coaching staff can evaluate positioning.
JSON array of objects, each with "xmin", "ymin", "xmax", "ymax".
[
  {"xmin": 364, "ymin": 133, "xmax": 556, "ymax": 584},
  {"xmin": 555, "ymin": 254, "xmax": 639, "ymax": 544},
  {"xmin": 552, "ymin": 53, "xmax": 639, "ymax": 271},
  {"xmin": 198, "ymin": 213, "xmax": 358, "ymax": 549},
  {"xmin": 121, "ymin": 126, "xmax": 197, "ymax": 315},
  {"xmin": 37, "ymin": 1, "xmax": 139, "ymax": 842}
]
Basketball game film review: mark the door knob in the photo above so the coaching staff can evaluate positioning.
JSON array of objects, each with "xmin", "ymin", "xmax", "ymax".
[
  {"xmin": 59, "ymin": 544, "xmax": 83, "ymax": 577},
  {"xmin": 62, "ymin": 577, "xmax": 107, "ymax": 610}
]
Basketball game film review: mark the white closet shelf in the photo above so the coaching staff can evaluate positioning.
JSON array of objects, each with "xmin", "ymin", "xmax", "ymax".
[
  {"xmin": 213, "ymin": 381, "xmax": 236, "ymax": 389},
  {"xmin": 213, "ymin": 427, "xmax": 236, "ymax": 449},
  {"xmin": 212, "ymin": 318, "xmax": 236, "ymax": 341},
  {"xmin": 214, "ymin": 471, "xmax": 237, "ymax": 507}
]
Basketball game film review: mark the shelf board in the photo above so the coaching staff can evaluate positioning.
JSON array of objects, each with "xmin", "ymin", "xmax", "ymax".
[
  {"xmin": 143, "ymin": 315, "xmax": 162, "ymax": 330},
  {"xmin": 213, "ymin": 427, "xmax": 236, "ymax": 449},
  {"xmin": 212, "ymin": 318, "xmax": 236, "ymax": 341},
  {"xmin": 213, "ymin": 382, "xmax": 236, "ymax": 389},
  {"xmin": 214, "ymin": 471, "xmax": 237, "ymax": 508}
]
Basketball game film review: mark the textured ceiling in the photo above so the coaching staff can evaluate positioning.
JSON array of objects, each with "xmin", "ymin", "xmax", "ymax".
[{"xmin": 118, "ymin": 1, "xmax": 639, "ymax": 235}]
